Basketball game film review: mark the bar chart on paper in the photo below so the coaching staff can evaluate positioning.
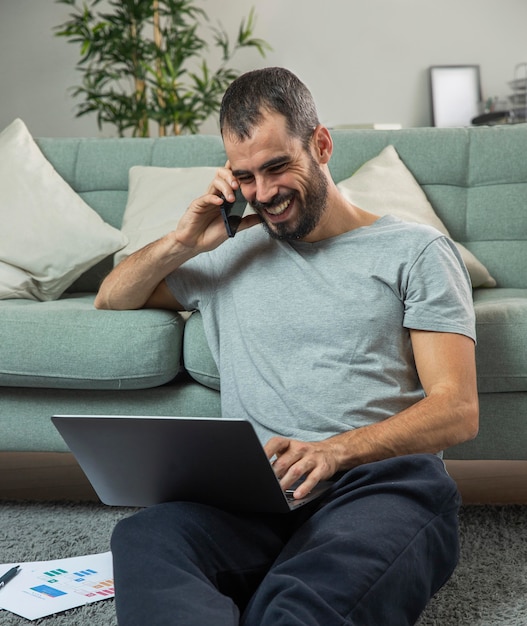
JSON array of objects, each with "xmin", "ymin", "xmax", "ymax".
[
  {"xmin": 0, "ymin": 551, "xmax": 114, "ymax": 620},
  {"xmin": 31, "ymin": 565, "xmax": 113, "ymax": 599}
]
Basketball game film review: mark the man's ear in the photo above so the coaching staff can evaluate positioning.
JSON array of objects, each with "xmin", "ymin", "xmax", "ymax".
[{"xmin": 311, "ymin": 125, "xmax": 333, "ymax": 165}]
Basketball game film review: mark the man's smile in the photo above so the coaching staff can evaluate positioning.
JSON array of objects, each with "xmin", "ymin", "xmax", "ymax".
[
  {"xmin": 265, "ymin": 197, "xmax": 292, "ymax": 217},
  {"xmin": 252, "ymin": 193, "xmax": 295, "ymax": 224}
]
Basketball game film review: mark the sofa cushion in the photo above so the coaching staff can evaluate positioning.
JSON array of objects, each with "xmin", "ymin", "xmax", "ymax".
[
  {"xmin": 183, "ymin": 311, "xmax": 220, "ymax": 391},
  {"xmin": 115, "ymin": 166, "xmax": 219, "ymax": 265},
  {"xmin": 336, "ymin": 145, "xmax": 496, "ymax": 288},
  {"xmin": 0, "ymin": 119, "xmax": 127, "ymax": 301},
  {"xmin": 0, "ymin": 294, "xmax": 184, "ymax": 390},
  {"xmin": 474, "ymin": 288, "xmax": 527, "ymax": 393}
]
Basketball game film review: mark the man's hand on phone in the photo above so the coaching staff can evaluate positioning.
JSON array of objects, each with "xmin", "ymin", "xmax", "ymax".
[{"xmin": 175, "ymin": 164, "xmax": 259, "ymax": 252}]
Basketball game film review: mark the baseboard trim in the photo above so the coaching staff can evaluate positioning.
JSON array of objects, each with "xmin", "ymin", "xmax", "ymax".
[
  {"xmin": 446, "ymin": 459, "xmax": 527, "ymax": 505},
  {"xmin": 1, "ymin": 453, "xmax": 527, "ymax": 504},
  {"xmin": 0, "ymin": 452, "xmax": 98, "ymax": 501}
]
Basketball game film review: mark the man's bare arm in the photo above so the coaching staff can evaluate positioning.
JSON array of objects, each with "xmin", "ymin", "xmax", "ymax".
[
  {"xmin": 94, "ymin": 233, "xmax": 192, "ymax": 310},
  {"xmin": 95, "ymin": 168, "xmax": 260, "ymax": 311}
]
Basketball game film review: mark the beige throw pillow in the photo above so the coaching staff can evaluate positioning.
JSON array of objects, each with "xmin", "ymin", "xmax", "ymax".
[
  {"xmin": 0, "ymin": 119, "xmax": 128, "ymax": 300},
  {"xmin": 115, "ymin": 166, "xmax": 219, "ymax": 265},
  {"xmin": 337, "ymin": 145, "xmax": 496, "ymax": 288}
]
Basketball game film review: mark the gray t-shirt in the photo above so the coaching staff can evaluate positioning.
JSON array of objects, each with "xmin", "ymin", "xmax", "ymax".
[{"xmin": 166, "ymin": 216, "xmax": 476, "ymax": 445}]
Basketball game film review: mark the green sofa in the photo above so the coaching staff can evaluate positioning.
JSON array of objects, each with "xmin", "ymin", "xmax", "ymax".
[{"xmin": 2, "ymin": 125, "xmax": 527, "ymax": 461}]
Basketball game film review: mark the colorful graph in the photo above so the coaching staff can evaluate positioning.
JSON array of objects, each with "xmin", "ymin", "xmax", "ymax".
[
  {"xmin": 0, "ymin": 551, "xmax": 114, "ymax": 621},
  {"xmin": 29, "ymin": 565, "xmax": 114, "ymax": 599}
]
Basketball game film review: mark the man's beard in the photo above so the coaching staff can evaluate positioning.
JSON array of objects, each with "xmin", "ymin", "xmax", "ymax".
[{"xmin": 251, "ymin": 157, "xmax": 329, "ymax": 241}]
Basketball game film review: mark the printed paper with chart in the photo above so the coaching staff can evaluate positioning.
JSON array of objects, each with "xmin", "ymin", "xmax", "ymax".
[{"xmin": 0, "ymin": 551, "xmax": 113, "ymax": 620}]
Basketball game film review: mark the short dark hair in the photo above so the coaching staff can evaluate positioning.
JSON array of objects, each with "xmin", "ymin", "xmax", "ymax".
[{"xmin": 219, "ymin": 67, "xmax": 320, "ymax": 147}]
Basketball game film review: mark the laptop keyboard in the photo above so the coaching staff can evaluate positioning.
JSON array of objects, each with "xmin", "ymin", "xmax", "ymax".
[
  {"xmin": 284, "ymin": 478, "xmax": 306, "ymax": 501},
  {"xmin": 285, "ymin": 489, "xmax": 296, "ymax": 502}
]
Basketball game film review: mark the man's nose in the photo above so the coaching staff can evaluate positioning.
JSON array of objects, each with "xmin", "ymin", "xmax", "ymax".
[{"xmin": 254, "ymin": 177, "xmax": 278, "ymax": 205}]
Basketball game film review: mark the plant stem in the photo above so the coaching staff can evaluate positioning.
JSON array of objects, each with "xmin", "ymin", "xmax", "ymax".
[
  {"xmin": 153, "ymin": 0, "xmax": 166, "ymax": 137},
  {"xmin": 130, "ymin": 14, "xmax": 148, "ymax": 137}
]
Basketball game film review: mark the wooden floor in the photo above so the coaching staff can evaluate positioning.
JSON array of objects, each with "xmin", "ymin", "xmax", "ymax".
[{"xmin": 1, "ymin": 452, "xmax": 527, "ymax": 504}]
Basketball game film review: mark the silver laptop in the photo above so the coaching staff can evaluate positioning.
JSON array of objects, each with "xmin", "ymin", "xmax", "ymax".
[{"xmin": 51, "ymin": 415, "xmax": 332, "ymax": 513}]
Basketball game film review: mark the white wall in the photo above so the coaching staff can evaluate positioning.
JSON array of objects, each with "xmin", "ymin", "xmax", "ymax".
[{"xmin": 1, "ymin": 0, "xmax": 526, "ymax": 137}]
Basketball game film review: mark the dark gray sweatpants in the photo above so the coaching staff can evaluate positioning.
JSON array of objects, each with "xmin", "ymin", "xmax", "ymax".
[{"xmin": 111, "ymin": 453, "xmax": 460, "ymax": 625}]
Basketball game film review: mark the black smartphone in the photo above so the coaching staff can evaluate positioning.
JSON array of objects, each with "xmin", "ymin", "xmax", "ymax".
[{"xmin": 220, "ymin": 189, "xmax": 247, "ymax": 237}]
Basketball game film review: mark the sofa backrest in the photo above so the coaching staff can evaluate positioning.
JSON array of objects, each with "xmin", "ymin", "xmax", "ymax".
[
  {"xmin": 37, "ymin": 124, "xmax": 527, "ymax": 292},
  {"xmin": 330, "ymin": 124, "xmax": 527, "ymax": 290}
]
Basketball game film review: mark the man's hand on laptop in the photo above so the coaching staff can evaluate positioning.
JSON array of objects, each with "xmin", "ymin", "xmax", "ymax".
[{"xmin": 264, "ymin": 436, "xmax": 341, "ymax": 500}]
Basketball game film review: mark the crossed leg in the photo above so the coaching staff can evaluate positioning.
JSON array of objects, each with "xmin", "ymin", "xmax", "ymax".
[{"xmin": 111, "ymin": 454, "xmax": 460, "ymax": 626}]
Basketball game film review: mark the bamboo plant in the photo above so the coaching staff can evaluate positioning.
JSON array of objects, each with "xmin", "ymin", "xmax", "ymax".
[{"xmin": 55, "ymin": 0, "xmax": 271, "ymax": 136}]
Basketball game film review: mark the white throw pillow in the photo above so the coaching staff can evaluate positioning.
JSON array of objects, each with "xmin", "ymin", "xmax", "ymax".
[
  {"xmin": 115, "ymin": 166, "xmax": 220, "ymax": 265},
  {"xmin": 337, "ymin": 145, "xmax": 496, "ymax": 288},
  {"xmin": 0, "ymin": 119, "xmax": 128, "ymax": 301}
]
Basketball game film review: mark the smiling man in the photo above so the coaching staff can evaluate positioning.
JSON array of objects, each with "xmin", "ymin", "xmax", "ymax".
[
  {"xmin": 96, "ymin": 67, "xmax": 478, "ymax": 625},
  {"xmin": 227, "ymin": 114, "xmax": 331, "ymax": 241}
]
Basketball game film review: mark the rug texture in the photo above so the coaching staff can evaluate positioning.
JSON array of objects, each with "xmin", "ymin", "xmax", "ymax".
[{"xmin": 0, "ymin": 502, "xmax": 526, "ymax": 625}]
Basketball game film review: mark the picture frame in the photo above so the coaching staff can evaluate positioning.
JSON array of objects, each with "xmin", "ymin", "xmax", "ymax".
[{"xmin": 429, "ymin": 65, "xmax": 482, "ymax": 127}]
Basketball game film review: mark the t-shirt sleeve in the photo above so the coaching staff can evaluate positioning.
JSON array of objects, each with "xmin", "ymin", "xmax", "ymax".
[
  {"xmin": 402, "ymin": 236, "xmax": 476, "ymax": 342},
  {"xmin": 165, "ymin": 252, "xmax": 217, "ymax": 312}
]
